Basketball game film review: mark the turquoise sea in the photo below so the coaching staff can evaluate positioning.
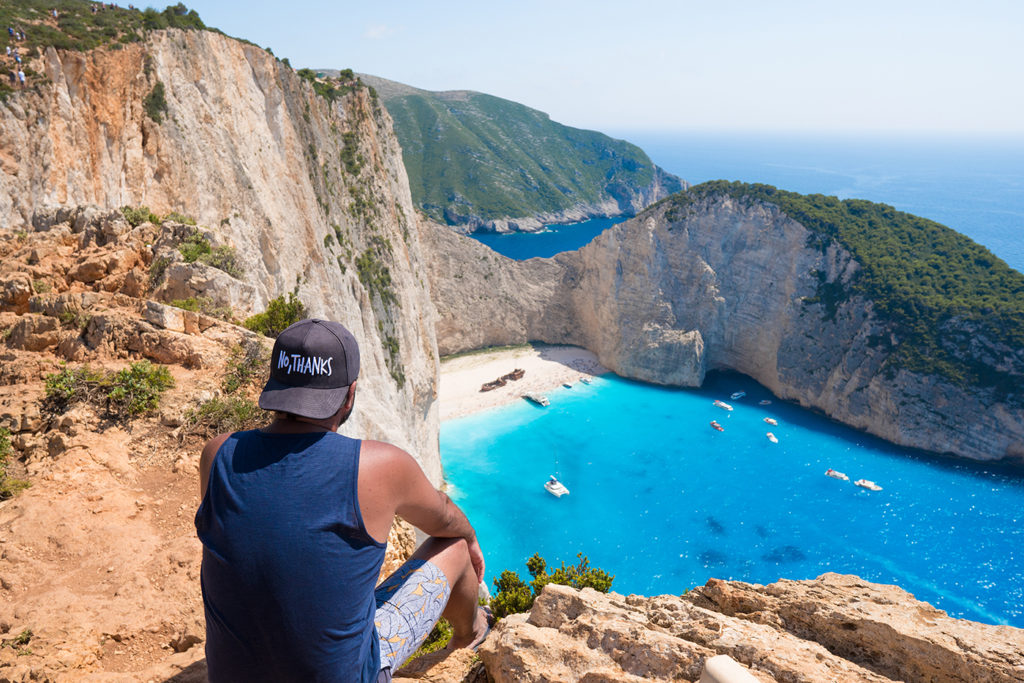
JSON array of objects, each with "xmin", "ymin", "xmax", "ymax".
[
  {"xmin": 443, "ymin": 373, "xmax": 1024, "ymax": 627},
  {"xmin": 447, "ymin": 133, "xmax": 1024, "ymax": 627}
]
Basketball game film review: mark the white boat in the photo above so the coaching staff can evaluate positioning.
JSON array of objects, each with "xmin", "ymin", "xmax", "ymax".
[
  {"xmin": 766, "ymin": 432, "xmax": 778, "ymax": 443},
  {"xmin": 713, "ymin": 400, "xmax": 733, "ymax": 411},
  {"xmin": 580, "ymin": 376, "xmax": 592, "ymax": 384},
  {"xmin": 855, "ymin": 479, "xmax": 883, "ymax": 491},
  {"xmin": 825, "ymin": 468, "xmax": 849, "ymax": 481},
  {"xmin": 545, "ymin": 477, "xmax": 570, "ymax": 497},
  {"xmin": 763, "ymin": 417, "xmax": 778, "ymax": 426},
  {"xmin": 758, "ymin": 400, "xmax": 772, "ymax": 406},
  {"xmin": 730, "ymin": 391, "xmax": 746, "ymax": 400},
  {"xmin": 525, "ymin": 393, "xmax": 550, "ymax": 407}
]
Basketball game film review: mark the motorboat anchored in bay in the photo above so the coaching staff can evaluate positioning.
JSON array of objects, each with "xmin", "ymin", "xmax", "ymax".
[
  {"xmin": 855, "ymin": 479, "xmax": 883, "ymax": 491},
  {"xmin": 525, "ymin": 393, "xmax": 550, "ymax": 407},
  {"xmin": 713, "ymin": 400, "xmax": 733, "ymax": 411},
  {"xmin": 545, "ymin": 476, "xmax": 569, "ymax": 497}
]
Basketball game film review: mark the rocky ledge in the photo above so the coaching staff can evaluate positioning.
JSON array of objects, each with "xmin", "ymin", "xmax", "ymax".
[{"xmin": 468, "ymin": 573, "xmax": 1024, "ymax": 683}]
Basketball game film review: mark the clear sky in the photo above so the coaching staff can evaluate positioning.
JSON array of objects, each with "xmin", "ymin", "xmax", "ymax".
[{"xmin": 179, "ymin": 0, "xmax": 1023, "ymax": 136}]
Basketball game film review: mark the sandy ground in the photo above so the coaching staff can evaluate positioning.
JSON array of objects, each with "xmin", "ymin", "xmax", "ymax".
[{"xmin": 439, "ymin": 343, "xmax": 608, "ymax": 420}]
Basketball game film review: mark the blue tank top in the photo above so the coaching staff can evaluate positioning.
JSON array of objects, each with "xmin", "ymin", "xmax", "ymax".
[{"xmin": 195, "ymin": 430, "xmax": 386, "ymax": 683}]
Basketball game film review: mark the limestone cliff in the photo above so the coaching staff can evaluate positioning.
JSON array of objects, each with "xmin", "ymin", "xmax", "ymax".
[
  {"xmin": 423, "ymin": 192, "xmax": 1024, "ymax": 462},
  {"xmin": 0, "ymin": 29, "xmax": 441, "ymax": 480}
]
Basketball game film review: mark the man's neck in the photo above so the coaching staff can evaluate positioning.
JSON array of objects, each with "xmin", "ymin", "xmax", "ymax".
[{"xmin": 264, "ymin": 414, "xmax": 338, "ymax": 434}]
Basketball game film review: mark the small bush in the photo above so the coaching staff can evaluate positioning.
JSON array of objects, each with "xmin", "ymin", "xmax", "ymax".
[
  {"xmin": 168, "ymin": 296, "xmax": 232, "ymax": 320},
  {"xmin": 58, "ymin": 307, "xmax": 92, "ymax": 331},
  {"xmin": 149, "ymin": 255, "xmax": 172, "ymax": 288},
  {"xmin": 107, "ymin": 361, "xmax": 175, "ymax": 416},
  {"xmin": 121, "ymin": 205, "xmax": 161, "ymax": 227},
  {"xmin": 178, "ymin": 228, "xmax": 212, "ymax": 262},
  {"xmin": 33, "ymin": 280, "xmax": 52, "ymax": 294},
  {"xmin": 491, "ymin": 570, "xmax": 534, "ymax": 619},
  {"xmin": 222, "ymin": 342, "xmax": 269, "ymax": 394},
  {"xmin": 491, "ymin": 553, "xmax": 613, "ymax": 619},
  {"xmin": 200, "ymin": 245, "xmax": 242, "ymax": 278},
  {"xmin": 0, "ymin": 428, "xmax": 30, "ymax": 501},
  {"xmin": 144, "ymin": 81, "xmax": 168, "ymax": 123},
  {"xmin": 44, "ymin": 361, "xmax": 174, "ymax": 419},
  {"xmin": 176, "ymin": 229, "xmax": 242, "ymax": 278},
  {"xmin": 406, "ymin": 618, "xmax": 452, "ymax": 663},
  {"xmin": 243, "ymin": 292, "xmax": 306, "ymax": 338},
  {"xmin": 163, "ymin": 211, "xmax": 196, "ymax": 225},
  {"xmin": 0, "ymin": 628, "xmax": 32, "ymax": 650},
  {"xmin": 186, "ymin": 396, "xmax": 264, "ymax": 436}
]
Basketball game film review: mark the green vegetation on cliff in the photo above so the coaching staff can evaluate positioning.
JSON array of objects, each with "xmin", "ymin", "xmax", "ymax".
[
  {"xmin": 0, "ymin": 1, "xmax": 206, "ymax": 98},
  {"xmin": 491, "ymin": 553, "xmax": 614, "ymax": 618},
  {"xmin": 364, "ymin": 75, "xmax": 682, "ymax": 226},
  {"xmin": 665, "ymin": 181, "xmax": 1024, "ymax": 401},
  {"xmin": 0, "ymin": 1, "xmax": 204, "ymax": 53}
]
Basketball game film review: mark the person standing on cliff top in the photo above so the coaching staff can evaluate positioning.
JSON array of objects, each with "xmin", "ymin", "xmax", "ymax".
[{"xmin": 195, "ymin": 319, "xmax": 491, "ymax": 682}]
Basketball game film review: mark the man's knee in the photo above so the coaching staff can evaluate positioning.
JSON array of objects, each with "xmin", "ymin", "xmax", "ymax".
[{"xmin": 412, "ymin": 536, "xmax": 470, "ymax": 583}]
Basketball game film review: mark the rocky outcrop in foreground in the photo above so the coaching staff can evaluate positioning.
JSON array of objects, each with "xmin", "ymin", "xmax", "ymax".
[{"xmin": 474, "ymin": 574, "xmax": 1024, "ymax": 683}]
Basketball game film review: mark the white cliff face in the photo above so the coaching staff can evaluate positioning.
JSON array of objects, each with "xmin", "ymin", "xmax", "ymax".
[
  {"xmin": 0, "ymin": 30, "xmax": 441, "ymax": 481},
  {"xmin": 424, "ymin": 196, "xmax": 1024, "ymax": 463}
]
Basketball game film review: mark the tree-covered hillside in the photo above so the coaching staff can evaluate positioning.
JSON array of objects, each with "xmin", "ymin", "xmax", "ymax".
[
  {"xmin": 362, "ymin": 75, "xmax": 683, "ymax": 227},
  {"xmin": 665, "ymin": 181, "xmax": 1024, "ymax": 402}
]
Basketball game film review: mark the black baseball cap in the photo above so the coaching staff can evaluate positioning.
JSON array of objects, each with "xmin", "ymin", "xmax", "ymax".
[{"xmin": 258, "ymin": 319, "xmax": 360, "ymax": 419}]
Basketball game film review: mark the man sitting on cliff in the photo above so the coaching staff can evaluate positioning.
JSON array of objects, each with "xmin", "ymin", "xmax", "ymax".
[{"xmin": 195, "ymin": 318, "xmax": 491, "ymax": 682}]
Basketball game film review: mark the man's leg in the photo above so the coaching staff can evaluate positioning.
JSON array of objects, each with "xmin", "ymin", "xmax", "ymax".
[
  {"xmin": 374, "ymin": 537, "xmax": 490, "ymax": 672},
  {"xmin": 408, "ymin": 536, "xmax": 488, "ymax": 649}
]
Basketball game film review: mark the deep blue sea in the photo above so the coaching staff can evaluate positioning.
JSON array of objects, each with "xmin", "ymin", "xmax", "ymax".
[
  {"xmin": 472, "ymin": 132, "xmax": 1024, "ymax": 272},
  {"xmin": 446, "ymin": 133, "xmax": 1024, "ymax": 627},
  {"xmin": 443, "ymin": 373, "xmax": 1024, "ymax": 627},
  {"xmin": 470, "ymin": 216, "xmax": 626, "ymax": 260}
]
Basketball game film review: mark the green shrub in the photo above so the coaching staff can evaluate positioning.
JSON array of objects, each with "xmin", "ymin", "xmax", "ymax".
[
  {"xmin": 163, "ymin": 211, "xmax": 196, "ymax": 225},
  {"xmin": 32, "ymin": 280, "xmax": 52, "ymax": 294},
  {"xmin": 199, "ymin": 245, "xmax": 242, "ymax": 278},
  {"xmin": 178, "ymin": 228, "xmax": 212, "ymax": 262},
  {"xmin": 491, "ymin": 570, "xmax": 535, "ymax": 619},
  {"xmin": 107, "ymin": 361, "xmax": 175, "ymax": 416},
  {"xmin": 149, "ymin": 255, "xmax": 172, "ymax": 287},
  {"xmin": 0, "ymin": 428, "xmax": 30, "ymax": 501},
  {"xmin": 44, "ymin": 361, "xmax": 174, "ymax": 419},
  {"xmin": 121, "ymin": 205, "xmax": 161, "ymax": 227},
  {"xmin": 58, "ymin": 307, "xmax": 92, "ymax": 331},
  {"xmin": 406, "ymin": 618, "xmax": 452, "ymax": 663},
  {"xmin": 243, "ymin": 292, "xmax": 307, "ymax": 338},
  {"xmin": 222, "ymin": 341, "xmax": 269, "ymax": 394},
  {"xmin": 186, "ymin": 396, "xmax": 264, "ymax": 436},
  {"xmin": 490, "ymin": 553, "xmax": 613, "ymax": 619},
  {"xmin": 144, "ymin": 81, "xmax": 168, "ymax": 123},
  {"xmin": 0, "ymin": 627, "xmax": 32, "ymax": 650},
  {"xmin": 176, "ymin": 229, "xmax": 241, "ymax": 278}
]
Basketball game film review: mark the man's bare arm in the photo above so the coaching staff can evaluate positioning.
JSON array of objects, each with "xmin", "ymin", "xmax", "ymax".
[
  {"xmin": 199, "ymin": 433, "xmax": 231, "ymax": 499},
  {"xmin": 359, "ymin": 440, "xmax": 485, "ymax": 582}
]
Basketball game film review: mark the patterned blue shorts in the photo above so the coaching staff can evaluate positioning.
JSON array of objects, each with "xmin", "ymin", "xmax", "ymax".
[{"xmin": 374, "ymin": 557, "xmax": 451, "ymax": 674}]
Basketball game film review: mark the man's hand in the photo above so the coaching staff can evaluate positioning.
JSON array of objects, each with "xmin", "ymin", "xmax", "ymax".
[{"xmin": 468, "ymin": 536, "xmax": 485, "ymax": 584}]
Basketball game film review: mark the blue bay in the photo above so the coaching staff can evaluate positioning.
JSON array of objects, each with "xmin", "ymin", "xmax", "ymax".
[{"xmin": 442, "ymin": 372, "xmax": 1024, "ymax": 627}]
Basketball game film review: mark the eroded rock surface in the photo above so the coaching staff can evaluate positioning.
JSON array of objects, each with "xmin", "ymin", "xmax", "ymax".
[{"xmin": 476, "ymin": 575, "xmax": 1024, "ymax": 683}]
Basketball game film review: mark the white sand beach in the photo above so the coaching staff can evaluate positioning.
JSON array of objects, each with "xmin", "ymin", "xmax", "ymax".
[{"xmin": 439, "ymin": 344, "xmax": 608, "ymax": 421}]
